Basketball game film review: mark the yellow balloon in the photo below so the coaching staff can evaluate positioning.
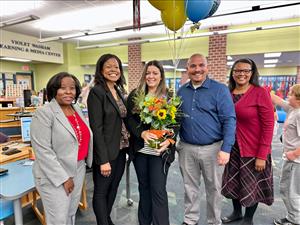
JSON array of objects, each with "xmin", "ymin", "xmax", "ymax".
[
  {"xmin": 161, "ymin": 1, "xmax": 187, "ymax": 31},
  {"xmin": 149, "ymin": 0, "xmax": 169, "ymax": 11},
  {"xmin": 149, "ymin": 0, "xmax": 185, "ymax": 11}
]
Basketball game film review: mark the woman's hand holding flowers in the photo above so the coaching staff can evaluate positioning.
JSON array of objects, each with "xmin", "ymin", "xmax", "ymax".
[
  {"xmin": 141, "ymin": 130, "xmax": 158, "ymax": 144},
  {"xmin": 157, "ymin": 139, "xmax": 171, "ymax": 153}
]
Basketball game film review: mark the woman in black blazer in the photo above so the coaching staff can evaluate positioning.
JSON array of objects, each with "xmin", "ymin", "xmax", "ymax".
[
  {"xmin": 127, "ymin": 60, "xmax": 177, "ymax": 225},
  {"xmin": 87, "ymin": 54, "xmax": 129, "ymax": 225}
]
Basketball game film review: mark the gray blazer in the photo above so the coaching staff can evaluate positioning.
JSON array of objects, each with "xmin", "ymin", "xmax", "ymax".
[{"xmin": 31, "ymin": 99, "xmax": 93, "ymax": 187}]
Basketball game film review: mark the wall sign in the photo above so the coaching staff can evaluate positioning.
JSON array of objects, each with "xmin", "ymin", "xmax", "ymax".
[{"xmin": 0, "ymin": 30, "xmax": 64, "ymax": 64}]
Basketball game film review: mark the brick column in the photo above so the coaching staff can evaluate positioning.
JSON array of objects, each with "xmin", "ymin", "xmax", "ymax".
[
  {"xmin": 207, "ymin": 26, "xmax": 228, "ymax": 83},
  {"xmin": 297, "ymin": 66, "xmax": 300, "ymax": 84},
  {"xmin": 128, "ymin": 37, "xmax": 144, "ymax": 92}
]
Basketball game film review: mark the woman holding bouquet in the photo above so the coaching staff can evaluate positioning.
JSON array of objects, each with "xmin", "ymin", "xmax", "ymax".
[
  {"xmin": 127, "ymin": 60, "xmax": 177, "ymax": 225},
  {"xmin": 87, "ymin": 54, "xmax": 129, "ymax": 225}
]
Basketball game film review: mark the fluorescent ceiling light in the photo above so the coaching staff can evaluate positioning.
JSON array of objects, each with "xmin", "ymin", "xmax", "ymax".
[
  {"xmin": 34, "ymin": 0, "xmax": 300, "ymax": 43},
  {"xmin": 77, "ymin": 42, "xmax": 121, "ymax": 50},
  {"xmin": 212, "ymin": 1, "xmax": 298, "ymax": 16},
  {"xmin": 35, "ymin": 1, "xmax": 160, "ymax": 32},
  {"xmin": 38, "ymin": 36, "xmax": 62, "ymax": 43},
  {"xmin": 176, "ymin": 68, "xmax": 187, "ymax": 72},
  {"xmin": 0, "ymin": 15, "xmax": 39, "ymax": 28},
  {"xmin": 201, "ymin": 2, "xmax": 300, "ymax": 29},
  {"xmin": 163, "ymin": 65, "xmax": 175, "ymax": 69},
  {"xmin": 264, "ymin": 59, "xmax": 279, "ymax": 64},
  {"xmin": 75, "ymin": 21, "xmax": 299, "ymax": 49},
  {"xmin": 218, "ymin": 27, "xmax": 257, "ymax": 34},
  {"xmin": 264, "ymin": 52, "xmax": 282, "ymax": 57},
  {"xmin": 227, "ymin": 61, "xmax": 234, "ymax": 66},
  {"xmin": 60, "ymin": 32, "xmax": 88, "ymax": 39},
  {"xmin": 78, "ymin": 26, "xmax": 165, "ymax": 42},
  {"xmin": 35, "ymin": 3, "xmax": 130, "ymax": 32},
  {"xmin": 39, "ymin": 22, "xmax": 164, "ymax": 43},
  {"xmin": 149, "ymin": 37, "xmax": 170, "ymax": 43},
  {"xmin": 0, "ymin": 1, "xmax": 44, "ymax": 17},
  {"xmin": 122, "ymin": 63, "xmax": 128, "ymax": 67},
  {"xmin": 1, "ymin": 57, "xmax": 31, "ymax": 62},
  {"xmin": 262, "ymin": 21, "xmax": 300, "ymax": 30},
  {"xmin": 227, "ymin": 56, "xmax": 233, "ymax": 60},
  {"xmin": 264, "ymin": 64, "xmax": 276, "ymax": 68}
]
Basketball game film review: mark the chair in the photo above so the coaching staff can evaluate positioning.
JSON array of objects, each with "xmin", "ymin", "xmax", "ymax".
[
  {"xmin": 0, "ymin": 132, "xmax": 9, "ymax": 144},
  {"xmin": 277, "ymin": 109, "xmax": 286, "ymax": 123},
  {"xmin": 0, "ymin": 199, "xmax": 14, "ymax": 225}
]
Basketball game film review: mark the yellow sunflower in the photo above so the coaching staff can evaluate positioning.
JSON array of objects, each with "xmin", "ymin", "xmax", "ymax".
[
  {"xmin": 170, "ymin": 106, "xmax": 177, "ymax": 113},
  {"xmin": 170, "ymin": 111, "xmax": 175, "ymax": 120},
  {"xmin": 156, "ymin": 109, "xmax": 167, "ymax": 120}
]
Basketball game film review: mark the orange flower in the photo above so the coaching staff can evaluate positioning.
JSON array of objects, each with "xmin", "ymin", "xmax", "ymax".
[
  {"xmin": 148, "ymin": 105, "xmax": 158, "ymax": 111},
  {"xmin": 155, "ymin": 98, "xmax": 164, "ymax": 104}
]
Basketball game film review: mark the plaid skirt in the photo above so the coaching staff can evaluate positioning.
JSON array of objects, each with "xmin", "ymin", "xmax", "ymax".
[{"xmin": 221, "ymin": 143, "xmax": 274, "ymax": 207}]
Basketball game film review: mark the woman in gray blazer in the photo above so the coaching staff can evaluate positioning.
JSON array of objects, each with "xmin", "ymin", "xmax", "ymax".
[{"xmin": 31, "ymin": 72, "xmax": 93, "ymax": 225}]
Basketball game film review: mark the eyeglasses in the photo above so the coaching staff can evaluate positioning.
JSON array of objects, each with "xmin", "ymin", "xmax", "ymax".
[{"xmin": 233, "ymin": 69, "xmax": 252, "ymax": 74}]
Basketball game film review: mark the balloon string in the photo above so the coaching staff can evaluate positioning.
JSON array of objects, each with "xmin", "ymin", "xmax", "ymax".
[{"xmin": 173, "ymin": 30, "xmax": 176, "ymax": 97}]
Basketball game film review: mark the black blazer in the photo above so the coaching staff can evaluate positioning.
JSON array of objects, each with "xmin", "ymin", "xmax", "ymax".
[
  {"xmin": 126, "ymin": 89, "xmax": 178, "ymax": 165},
  {"xmin": 87, "ymin": 84, "xmax": 123, "ymax": 165}
]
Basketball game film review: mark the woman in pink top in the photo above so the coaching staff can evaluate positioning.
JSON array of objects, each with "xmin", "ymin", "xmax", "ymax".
[{"xmin": 221, "ymin": 59, "xmax": 274, "ymax": 225}]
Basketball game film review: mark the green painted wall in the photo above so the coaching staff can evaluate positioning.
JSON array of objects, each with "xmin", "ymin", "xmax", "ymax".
[
  {"xmin": 165, "ymin": 70, "xmax": 182, "ymax": 78},
  {"xmin": 227, "ymin": 18, "xmax": 300, "ymax": 55},
  {"xmin": 259, "ymin": 67, "xmax": 297, "ymax": 75},
  {"xmin": 34, "ymin": 43, "xmax": 94, "ymax": 90},
  {"xmin": 34, "ymin": 63, "xmax": 67, "ymax": 91},
  {"xmin": 34, "ymin": 44, "xmax": 69, "ymax": 90},
  {"xmin": 79, "ymin": 45, "xmax": 128, "ymax": 65},
  {"xmin": 0, "ymin": 60, "xmax": 36, "ymax": 73},
  {"xmin": 142, "ymin": 36, "xmax": 209, "ymax": 61}
]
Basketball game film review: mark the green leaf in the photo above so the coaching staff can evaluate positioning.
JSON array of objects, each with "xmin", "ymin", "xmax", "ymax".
[
  {"xmin": 152, "ymin": 120, "xmax": 161, "ymax": 129},
  {"xmin": 145, "ymin": 117, "xmax": 152, "ymax": 124},
  {"xmin": 143, "ymin": 107, "xmax": 149, "ymax": 113}
]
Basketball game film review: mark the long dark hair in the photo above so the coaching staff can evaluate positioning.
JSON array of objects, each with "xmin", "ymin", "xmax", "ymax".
[
  {"xmin": 228, "ymin": 58, "xmax": 260, "ymax": 92},
  {"xmin": 46, "ymin": 72, "xmax": 81, "ymax": 102},
  {"xmin": 136, "ymin": 60, "xmax": 167, "ymax": 97},
  {"xmin": 94, "ymin": 54, "xmax": 126, "ymax": 94}
]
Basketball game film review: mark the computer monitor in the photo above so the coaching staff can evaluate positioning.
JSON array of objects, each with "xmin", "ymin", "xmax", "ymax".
[{"xmin": 21, "ymin": 117, "xmax": 32, "ymax": 143}]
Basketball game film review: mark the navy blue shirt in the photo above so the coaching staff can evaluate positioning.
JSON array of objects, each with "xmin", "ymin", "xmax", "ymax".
[{"xmin": 177, "ymin": 77, "xmax": 236, "ymax": 152}]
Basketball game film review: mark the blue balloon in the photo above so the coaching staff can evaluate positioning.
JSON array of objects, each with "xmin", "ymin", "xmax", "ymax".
[
  {"xmin": 206, "ymin": 0, "xmax": 221, "ymax": 18},
  {"xmin": 185, "ymin": 0, "xmax": 214, "ymax": 23}
]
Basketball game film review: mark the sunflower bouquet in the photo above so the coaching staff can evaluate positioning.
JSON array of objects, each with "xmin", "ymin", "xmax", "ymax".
[{"xmin": 134, "ymin": 91, "xmax": 182, "ymax": 149}]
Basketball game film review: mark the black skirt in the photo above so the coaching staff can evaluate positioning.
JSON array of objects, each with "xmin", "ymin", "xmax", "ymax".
[{"xmin": 221, "ymin": 143, "xmax": 274, "ymax": 206}]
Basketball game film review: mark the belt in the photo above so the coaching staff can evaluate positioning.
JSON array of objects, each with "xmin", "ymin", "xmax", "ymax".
[{"xmin": 195, "ymin": 139, "xmax": 222, "ymax": 146}]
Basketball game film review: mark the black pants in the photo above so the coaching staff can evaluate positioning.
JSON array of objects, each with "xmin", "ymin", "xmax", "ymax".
[
  {"xmin": 92, "ymin": 151, "xmax": 126, "ymax": 225},
  {"xmin": 133, "ymin": 152, "xmax": 170, "ymax": 225}
]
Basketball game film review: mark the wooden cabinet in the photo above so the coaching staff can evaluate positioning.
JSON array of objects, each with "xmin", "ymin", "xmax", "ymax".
[{"xmin": 0, "ymin": 107, "xmax": 36, "ymax": 139}]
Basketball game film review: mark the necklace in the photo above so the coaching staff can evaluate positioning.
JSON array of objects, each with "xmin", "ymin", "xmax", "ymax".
[
  {"xmin": 62, "ymin": 106, "xmax": 75, "ymax": 116},
  {"xmin": 71, "ymin": 113, "xmax": 82, "ymax": 147},
  {"xmin": 234, "ymin": 84, "xmax": 251, "ymax": 94}
]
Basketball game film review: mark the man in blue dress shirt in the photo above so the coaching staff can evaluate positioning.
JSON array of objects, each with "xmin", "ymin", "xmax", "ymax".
[{"xmin": 177, "ymin": 54, "xmax": 236, "ymax": 225}]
